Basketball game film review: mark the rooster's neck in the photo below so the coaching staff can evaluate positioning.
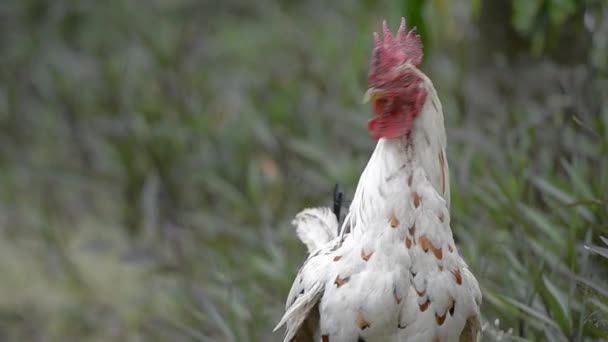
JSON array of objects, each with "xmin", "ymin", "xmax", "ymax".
[{"xmin": 345, "ymin": 78, "xmax": 448, "ymax": 235}]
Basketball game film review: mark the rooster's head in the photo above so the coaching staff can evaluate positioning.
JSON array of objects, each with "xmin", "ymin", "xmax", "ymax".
[{"xmin": 365, "ymin": 18, "xmax": 426, "ymax": 140}]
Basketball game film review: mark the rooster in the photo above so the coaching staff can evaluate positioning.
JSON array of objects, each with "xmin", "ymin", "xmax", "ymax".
[{"xmin": 275, "ymin": 19, "xmax": 481, "ymax": 342}]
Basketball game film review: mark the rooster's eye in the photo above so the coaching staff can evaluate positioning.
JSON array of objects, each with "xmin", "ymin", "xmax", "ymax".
[{"xmin": 374, "ymin": 99, "xmax": 388, "ymax": 114}]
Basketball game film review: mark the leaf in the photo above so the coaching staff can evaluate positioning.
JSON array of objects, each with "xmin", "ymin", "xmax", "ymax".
[
  {"xmin": 589, "ymin": 298, "xmax": 608, "ymax": 315},
  {"xmin": 501, "ymin": 296, "xmax": 568, "ymax": 340},
  {"xmin": 191, "ymin": 289, "xmax": 237, "ymax": 342},
  {"xmin": 532, "ymin": 177, "xmax": 594, "ymax": 222},
  {"xmin": 500, "ymin": 245, "xmax": 526, "ymax": 274},
  {"xmin": 542, "ymin": 275, "xmax": 573, "ymax": 335},
  {"xmin": 561, "ymin": 159, "xmax": 593, "ymax": 199},
  {"xmin": 481, "ymin": 288, "xmax": 521, "ymax": 317},
  {"xmin": 533, "ymin": 177, "xmax": 572, "ymax": 203},
  {"xmin": 472, "ymin": 187, "xmax": 501, "ymax": 211},
  {"xmin": 518, "ymin": 203, "xmax": 565, "ymax": 249},
  {"xmin": 584, "ymin": 243, "xmax": 608, "ymax": 259},
  {"xmin": 527, "ymin": 237, "xmax": 560, "ymax": 267},
  {"xmin": 555, "ymin": 263, "xmax": 608, "ymax": 299}
]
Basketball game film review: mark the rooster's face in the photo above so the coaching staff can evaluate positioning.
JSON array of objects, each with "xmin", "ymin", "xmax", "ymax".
[{"xmin": 365, "ymin": 19, "xmax": 427, "ymax": 140}]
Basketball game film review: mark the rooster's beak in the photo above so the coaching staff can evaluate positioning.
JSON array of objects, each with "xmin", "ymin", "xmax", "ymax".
[{"xmin": 363, "ymin": 88, "xmax": 383, "ymax": 104}]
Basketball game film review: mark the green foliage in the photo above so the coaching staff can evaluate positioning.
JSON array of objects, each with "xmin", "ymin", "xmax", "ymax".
[
  {"xmin": 512, "ymin": 0, "xmax": 582, "ymax": 55},
  {"xmin": 0, "ymin": 0, "xmax": 607, "ymax": 341}
]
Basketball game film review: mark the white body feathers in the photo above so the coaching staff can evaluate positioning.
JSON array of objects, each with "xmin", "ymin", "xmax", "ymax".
[{"xmin": 275, "ymin": 68, "xmax": 481, "ymax": 342}]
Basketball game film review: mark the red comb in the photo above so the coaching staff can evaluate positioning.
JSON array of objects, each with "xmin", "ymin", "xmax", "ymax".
[{"xmin": 369, "ymin": 18, "xmax": 423, "ymax": 84}]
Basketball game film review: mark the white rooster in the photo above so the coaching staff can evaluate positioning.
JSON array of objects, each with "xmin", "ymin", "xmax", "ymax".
[{"xmin": 275, "ymin": 18, "xmax": 482, "ymax": 342}]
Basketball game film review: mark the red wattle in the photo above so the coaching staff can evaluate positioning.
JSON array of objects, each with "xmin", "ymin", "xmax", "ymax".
[{"xmin": 368, "ymin": 112, "xmax": 412, "ymax": 140}]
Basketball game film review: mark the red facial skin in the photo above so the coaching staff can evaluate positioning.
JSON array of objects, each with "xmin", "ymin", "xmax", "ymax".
[
  {"xmin": 368, "ymin": 74, "xmax": 427, "ymax": 140},
  {"xmin": 367, "ymin": 19, "xmax": 427, "ymax": 140}
]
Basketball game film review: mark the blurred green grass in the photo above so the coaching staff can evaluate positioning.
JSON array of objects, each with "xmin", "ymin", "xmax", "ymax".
[{"xmin": 0, "ymin": 0, "xmax": 607, "ymax": 341}]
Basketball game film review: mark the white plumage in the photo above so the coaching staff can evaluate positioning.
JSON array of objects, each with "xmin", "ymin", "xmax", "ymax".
[
  {"xmin": 275, "ymin": 20, "xmax": 481, "ymax": 342},
  {"xmin": 294, "ymin": 208, "xmax": 339, "ymax": 253}
]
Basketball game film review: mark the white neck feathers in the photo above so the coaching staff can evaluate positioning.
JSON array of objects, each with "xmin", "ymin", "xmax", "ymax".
[{"xmin": 343, "ymin": 73, "xmax": 449, "ymax": 235}]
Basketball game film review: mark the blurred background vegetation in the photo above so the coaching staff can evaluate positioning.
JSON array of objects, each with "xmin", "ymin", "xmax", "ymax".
[{"xmin": 0, "ymin": 0, "xmax": 607, "ymax": 341}]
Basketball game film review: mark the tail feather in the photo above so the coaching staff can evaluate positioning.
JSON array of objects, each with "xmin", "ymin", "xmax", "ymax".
[
  {"xmin": 273, "ymin": 281, "xmax": 323, "ymax": 341},
  {"xmin": 293, "ymin": 208, "xmax": 338, "ymax": 253}
]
